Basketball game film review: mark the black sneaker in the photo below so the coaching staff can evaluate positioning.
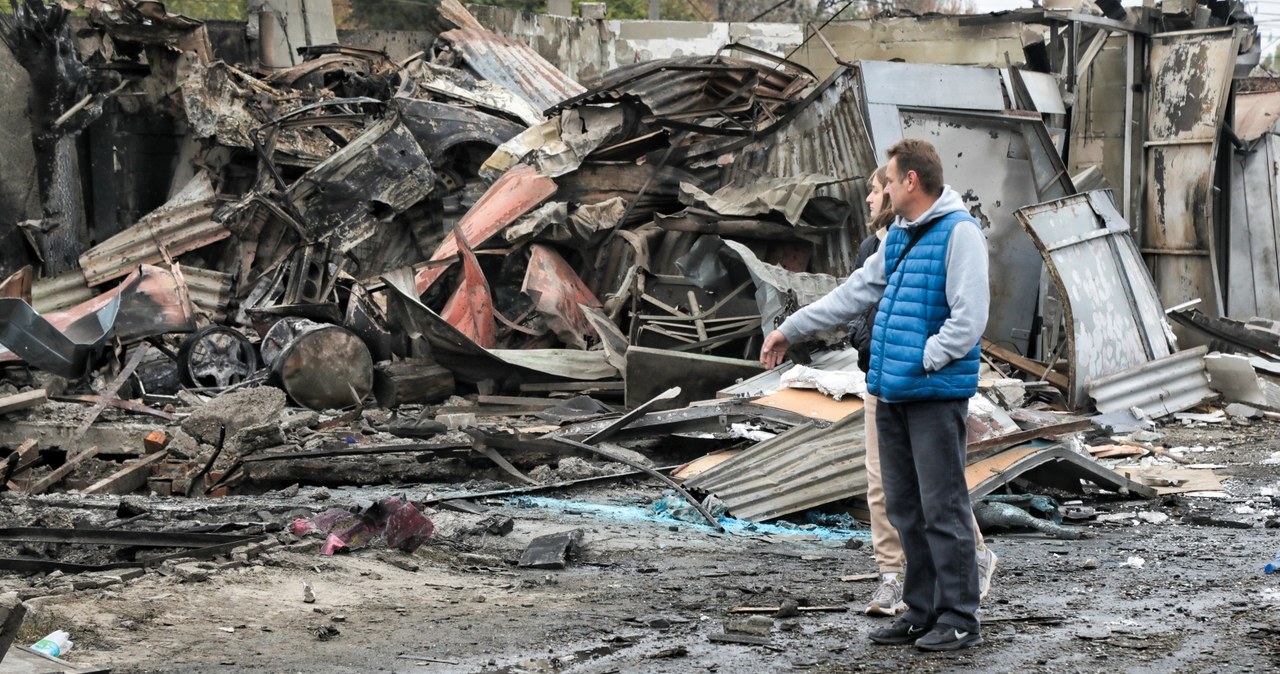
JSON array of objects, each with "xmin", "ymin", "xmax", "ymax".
[
  {"xmin": 868, "ymin": 618, "xmax": 931, "ymax": 645},
  {"xmin": 915, "ymin": 624, "xmax": 983, "ymax": 651}
]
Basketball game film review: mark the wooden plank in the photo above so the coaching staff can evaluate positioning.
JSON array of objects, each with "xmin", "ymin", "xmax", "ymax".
[
  {"xmin": 0, "ymin": 390, "xmax": 47, "ymax": 416},
  {"xmin": 672, "ymin": 450, "xmax": 740, "ymax": 482},
  {"xmin": 24, "ymin": 447, "xmax": 100, "ymax": 495},
  {"xmin": 372, "ymin": 359, "xmax": 454, "ymax": 407},
  {"xmin": 982, "ymin": 338, "xmax": 1069, "ymax": 390},
  {"xmin": 748, "ymin": 388, "xmax": 863, "ymax": 422},
  {"xmin": 82, "ymin": 450, "xmax": 168, "ymax": 495},
  {"xmin": 0, "ymin": 439, "xmax": 38, "ymax": 484}
]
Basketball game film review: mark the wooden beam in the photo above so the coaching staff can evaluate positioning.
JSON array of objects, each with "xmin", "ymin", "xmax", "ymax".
[
  {"xmin": 982, "ymin": 338, "xmax": 1069, "ymax": 390},
  {"xmin": 0, "ymin": 439, "xmax": 38, "ymax": 486},
  {"xmin": 82, "ymin": 450, "xmax": 168, "ymax": 495},
  {"xmin": 0, "ymin": 390, "xmax": 47, "ymax": 416},
  {"xmin": 24, "ymin": 447, "xmax": 100, "ymax": 495},
  {"xmin": 71, "ymin": 344, "xmax": 151, "ymax": 443}
]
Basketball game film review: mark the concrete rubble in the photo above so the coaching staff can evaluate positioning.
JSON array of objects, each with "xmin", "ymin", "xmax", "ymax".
[{"xmin": 0, "ymin": 0, "xmax": 1277, "ymax": 670}]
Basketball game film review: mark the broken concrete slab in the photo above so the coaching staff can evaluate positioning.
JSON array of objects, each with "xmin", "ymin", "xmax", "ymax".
[
  {"xmin": 180, "ymin": 387, "xmax": 287, "ymax": 447},
  {"xmin": 516, "ymin": 528, "xmax": 583, "ymax": 569}
]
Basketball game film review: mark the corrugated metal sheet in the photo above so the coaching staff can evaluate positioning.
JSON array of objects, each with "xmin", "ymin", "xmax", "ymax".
[
  {"xmin": 31, "ymin": 269, "xmax": 96, "ymax": 314},
  {"xmin": 684, "ymin": 411, "xmax": 866, "ymax": 522},
  {"xmin": 1016, "ymin": 191, "xmax": 1175, "ymax": 409},
  {"xmin": 179, "ymin": 267, "xmax": 233, "ymax": 322},
  {"xmin": 1087, "ymin": 345, "xmax": 1215, "ymax": 419},
  {"xmin": 1143, "ymin": 28, "xmax": 1239, "ymax": 334},
  {"xmin": 551, "ymin": 51, "xmax": 815, "ymax": 139},
  {"xmin": 894, "ymin": 108, "xmax": 1075, "ymax": 357},
  {"xmin": 1227, "ymin": 132, "xmax": 1280, "ymax": 319},
  {"xmin": 441, "ymin": 28, "xmax": 586, "ymax": 112},
  {"xmin": 78, "ymin": 173, "xmax": 228, "ymax": 288},
  {"xmin": 723, "ymin": 67, "xmax": 875, "ymax": 277}
]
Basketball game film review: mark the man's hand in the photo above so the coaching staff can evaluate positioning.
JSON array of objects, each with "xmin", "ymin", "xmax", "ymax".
[{"xmin": 760, "ymin": 330, "xmax": 791, "ymax": 369}]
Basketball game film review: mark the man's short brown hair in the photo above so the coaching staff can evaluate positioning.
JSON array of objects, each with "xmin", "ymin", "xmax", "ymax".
[{"xmin": 886, "ymin": 138, "xmax": 944, "ymax": 196}]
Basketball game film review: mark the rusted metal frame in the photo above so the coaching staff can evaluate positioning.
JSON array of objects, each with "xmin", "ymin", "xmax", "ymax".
[
  {"xmin": 720, "ymin": 42, "xmax": 818, "ymax": 84},
  {"xmin": 668, "ymin": 321, "xmax": 762, "ymax": 353},
  {"xmin": 70, "ymin": 343, "xmax": 152, "ymax": 444},
  {"xmin": 549, "ymin": 434, "xmax": 724, "ymax": 532},
  {"xmin": 1124, "ymin": 31, "xmax": 1139, "ymax": 227},
  {"xmin": 249, "ymin": 98, "xmax": 381, "ymax": 229}
]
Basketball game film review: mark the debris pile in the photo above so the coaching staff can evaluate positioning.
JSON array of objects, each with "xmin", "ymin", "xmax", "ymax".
[{"xmin": 0, "ymin": 0, "xmax": 1274, "ymax": 591}]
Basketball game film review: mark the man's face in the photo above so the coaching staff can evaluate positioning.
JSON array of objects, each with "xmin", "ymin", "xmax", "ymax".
[{"xmin": 884, "ymin": 157, "xmax": 911, "ymax": 214}]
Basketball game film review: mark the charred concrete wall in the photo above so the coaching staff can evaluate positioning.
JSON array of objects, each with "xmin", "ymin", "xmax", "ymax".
[
  {"xmin": 467, "ymin": 5, "xmax": 802, "ymax": 83},
  {"xmin": 0, "ymin": 41, "xmax": 40, "ymax": 274}
]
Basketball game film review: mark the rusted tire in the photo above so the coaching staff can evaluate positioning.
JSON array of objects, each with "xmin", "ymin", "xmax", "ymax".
[{"xmin": 177, "ymin": 326, "xmax": 259, "ymax": 389}]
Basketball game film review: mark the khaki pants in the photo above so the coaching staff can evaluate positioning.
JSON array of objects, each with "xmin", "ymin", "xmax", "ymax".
[{"xmin": 863, "ymin": 394, "xmax": 985, "ymax": 574}]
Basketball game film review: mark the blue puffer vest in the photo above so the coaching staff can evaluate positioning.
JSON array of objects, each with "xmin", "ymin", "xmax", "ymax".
[{"xmin": 866, "ymin": 211, "xmax": 981, "ymax": 403}]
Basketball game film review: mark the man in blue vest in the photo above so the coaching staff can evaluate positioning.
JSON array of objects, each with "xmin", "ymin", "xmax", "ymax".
[{"xmin": 760, "ymin": 138, "xmax": 988, "ymax": 652}]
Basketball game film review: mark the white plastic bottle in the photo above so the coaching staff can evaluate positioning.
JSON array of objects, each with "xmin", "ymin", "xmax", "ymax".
[{"xmin": 31, "ymin": 630, "xmax": 73, "ymax": 657}]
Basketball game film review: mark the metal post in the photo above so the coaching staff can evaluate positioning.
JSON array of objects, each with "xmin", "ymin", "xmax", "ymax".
[{"xmin": 648, "ymin": 0, "xmax": 659, "ymax": 19}]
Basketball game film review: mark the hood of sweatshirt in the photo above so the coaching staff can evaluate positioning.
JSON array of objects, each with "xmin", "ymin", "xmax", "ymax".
[{"xmin": 892, "ymin": 186, "xmax": 968, "ymax": 231}]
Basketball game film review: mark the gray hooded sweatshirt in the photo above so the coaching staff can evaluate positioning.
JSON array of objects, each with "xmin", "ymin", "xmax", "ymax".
[{"xmin": 777, "ymin": 186, "xmax": 990, "ymax": 373}]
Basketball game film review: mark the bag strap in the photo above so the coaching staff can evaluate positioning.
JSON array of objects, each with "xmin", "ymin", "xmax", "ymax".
[{"xmin": 887, "ymin": 219, "xmax": 939, "ymax": 276}]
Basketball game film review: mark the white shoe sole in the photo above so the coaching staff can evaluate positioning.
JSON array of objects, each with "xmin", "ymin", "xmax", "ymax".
[
  {"xmin": 864, "ymin": 601, "xmax": 907, "ymax": 617},
  {"xmin": 979, "ymin": 554, "xmax": 999, "ymax": 600}
]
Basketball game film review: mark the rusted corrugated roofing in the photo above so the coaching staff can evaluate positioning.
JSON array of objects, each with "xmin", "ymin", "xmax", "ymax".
[
  {"xmin": 722, "ymin": 67, "xmax": 875, "ymax": 277},
  {"xmin": 684, "ymin": 411, "xmax": 867, "ymax": 522},
  {"xmin": 440, "ymin": 28, "xmax": 586, "ymax": 112},
  {"xmin": 551, "ymin": 50, "xmax": 815, "ymax": 136}
]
